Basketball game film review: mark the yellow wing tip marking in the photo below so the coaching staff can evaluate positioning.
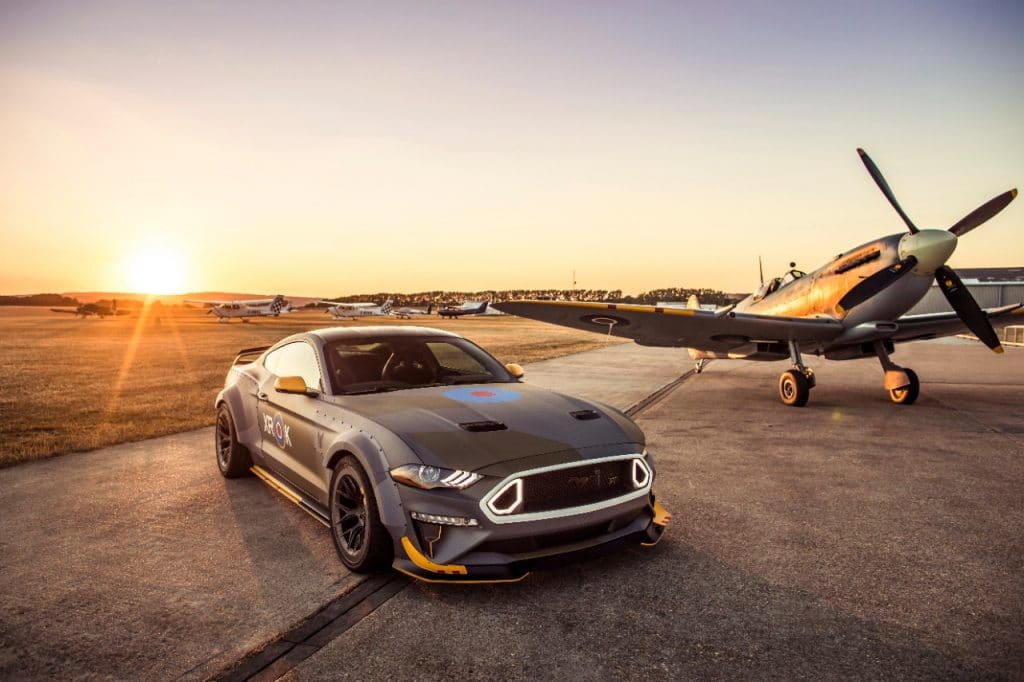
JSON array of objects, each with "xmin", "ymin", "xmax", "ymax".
[
  {"xmin": 1011, "ymin": 188, "xmax": 1018, "ymax": 199},
  {"xmin": 401, "ymin": 536, "xmax": 468, "ymax": 575},
  {"xmin": 994, "ymin": 345, "xmax": 1004, "ymax": 354}
]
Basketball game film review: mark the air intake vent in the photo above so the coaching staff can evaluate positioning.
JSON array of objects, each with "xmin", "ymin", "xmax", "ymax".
[
  {"xmin": 569, "ymin": 409, "xmax": 600, "ymax": 421},
  {"xmin": 459, "ymin": 420, "xmax": 508, "ymax": 432}
]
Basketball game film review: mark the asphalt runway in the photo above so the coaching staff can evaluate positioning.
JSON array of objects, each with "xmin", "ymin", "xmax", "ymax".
[{"xmin": 2, "ymin": 341, "xmax": 1021, "ymax": 679}]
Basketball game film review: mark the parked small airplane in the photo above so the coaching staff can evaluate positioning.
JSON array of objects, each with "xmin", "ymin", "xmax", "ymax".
[
  {"xmin": 496, "ymin": 149, "xmax": 1021, "ymax": 407},
  {"xmin": 320, "ymin": 299, "xmax": 393, "ymax": 320},
  {"xmin": 394, "ymin": 303, "xmax": 434, "ymax": 319},
  {"xmin": 438, "ymin": 301, "xmax": 489, "ymax": 319},
  {"xmin": 185, "ymin": 294, "xmax": 292, "ymax": 322},
  {"xmin": 50, "ymin": 300, "xmax": 128, "ymax": 319}
]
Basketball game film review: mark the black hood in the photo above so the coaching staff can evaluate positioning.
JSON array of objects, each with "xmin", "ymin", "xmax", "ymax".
[{"xmin": 330, "ymin": 382, "xmax": 644, "ymax": 472}]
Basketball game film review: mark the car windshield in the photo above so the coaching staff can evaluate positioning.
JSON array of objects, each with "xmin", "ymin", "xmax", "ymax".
[{"xmin": 323, "ymin": 335, "xmax": 515, "ymax": 395}]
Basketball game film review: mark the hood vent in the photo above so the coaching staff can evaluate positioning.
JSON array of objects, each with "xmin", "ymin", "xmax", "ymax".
[
  {"xmin": 570, "ymin": 409, "xmax": 601, "ymax": 421},
  {"xmin": 459, "ymin": 420, "xmax": 508, "ymax": 432}
]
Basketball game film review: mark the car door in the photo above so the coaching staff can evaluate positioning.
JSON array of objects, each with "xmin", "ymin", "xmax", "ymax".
[{"xmin": 258, "ymin": 341, "xmax": 328, "ymax": 499}]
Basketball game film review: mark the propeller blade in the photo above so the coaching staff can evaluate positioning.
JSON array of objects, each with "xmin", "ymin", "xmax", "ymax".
[
  {"xmin": 836, "ymin": 256, "xmax": 918, "ymax": 313},
  {"xmin": 857, "ymin": 148, "xmax": 919, "ymax": 234},
  {"xmin": 948, "ymin": 188, "xmax": 1018, "ymax": 237},
  {"xmin": 934, "ymin": 266, "xmax": 1002, "ymax": 352}
]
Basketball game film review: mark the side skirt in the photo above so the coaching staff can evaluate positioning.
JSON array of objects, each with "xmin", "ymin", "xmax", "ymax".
[{"xmin": 251, "ymin": 465, "xmax": 331, "ymax": 528}]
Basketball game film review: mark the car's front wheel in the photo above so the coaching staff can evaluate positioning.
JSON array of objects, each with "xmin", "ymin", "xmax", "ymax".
[
  {"xmin": 329, "ymin": 457, "xmax": 393, "ymax": 572},
  {"xmin": 215, "ymin": 404, "xmax": 252, "ymax": 478}
]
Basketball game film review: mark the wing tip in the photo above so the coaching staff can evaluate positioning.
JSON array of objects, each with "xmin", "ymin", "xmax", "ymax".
[
  {"xmin": 856, "ymin": 147, "xmax": 866, "ymax": 157},
  {"xmin": 994, "ymin": 345, "xmax": 1004, "ymax": 354},
  {"xmin": 1011, "ymin": 188, "xmax": 1018, "ymax": 200}
]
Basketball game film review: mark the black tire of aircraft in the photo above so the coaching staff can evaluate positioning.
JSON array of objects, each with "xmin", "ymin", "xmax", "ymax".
[
  {"xmin": 889, "ymin": 368, "xmax": 920, "ymax": 405},
  {"xmin": 216, "ymin": 405, "xmax": 253, "ymax": 478},
  {"xmin": 778, "ymin": 370, "xmax": 811, "ymax": 407},
  {"xmin": 329, "ymin": 457, "xmax": 393, "ymax": 572}
]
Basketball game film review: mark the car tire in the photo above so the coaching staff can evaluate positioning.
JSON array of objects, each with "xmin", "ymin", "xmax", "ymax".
[
  {"xmin": 215, "ymin": 404, "xmax": 252, "ymax": 478},
  {"xmin": 329, "ymin": 457, "xmax": 393, "ymax": 572}
]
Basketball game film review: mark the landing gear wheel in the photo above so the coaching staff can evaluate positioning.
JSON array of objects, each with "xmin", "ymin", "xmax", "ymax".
[
  {"xmin": 215, "ymin": 405, "xmax": 252, "ymax": 478},
  {"xmin": 889, "ymin": 368, "xmax": 920, "ymax": 405},
  {"xmin": 779, "ymin": 369, "xmax": 811, "ymax": 407},
  {"xmin": 329, "ymin": 457, "xmax": 392, "ymax": 572}
]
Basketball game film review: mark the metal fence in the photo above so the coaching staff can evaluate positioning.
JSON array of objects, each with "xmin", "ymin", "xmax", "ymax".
[{"xmin": 1003, "ymin": 326, "xmax": 1024, "ymax": 346}]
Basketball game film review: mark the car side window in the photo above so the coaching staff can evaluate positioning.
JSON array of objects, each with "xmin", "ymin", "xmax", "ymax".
[{"xmin": 266, "ymin": 342, "xmax": 322, "ymax": 391}]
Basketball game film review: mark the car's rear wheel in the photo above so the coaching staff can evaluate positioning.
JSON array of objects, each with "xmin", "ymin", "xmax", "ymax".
[
  {"xmin": 215, "ymin": 405, "xmax": 252, "ymax": 478},
  {"xmin": 329, "ymin": 457, "xmax": 392, "ymax": 572}
]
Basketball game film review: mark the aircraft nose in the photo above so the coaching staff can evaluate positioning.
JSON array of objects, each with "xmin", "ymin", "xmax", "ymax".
[{"xmin": 899, "ymin": 229, "xmax": 957, "ymax": 274}]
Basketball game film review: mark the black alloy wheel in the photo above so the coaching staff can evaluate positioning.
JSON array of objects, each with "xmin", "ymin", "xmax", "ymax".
[
  {"xmin": 215, "ymin": 405, "xmax": 252, "ymax": 478},
  {"xmin": 329, "ymin": 457, "xmax": 392, "ymax": 572}
]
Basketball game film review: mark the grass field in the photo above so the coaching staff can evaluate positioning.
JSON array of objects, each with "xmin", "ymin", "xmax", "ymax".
[{"xmin": 0, "ymin": 306, "xmax": 624, "ymax": 467}]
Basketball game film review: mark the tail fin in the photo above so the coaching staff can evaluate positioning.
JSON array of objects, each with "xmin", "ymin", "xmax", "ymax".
[
  {"xmin": 270, "ymin": 295, "xmax": 284, "ymax": 315},
  {"xmin": 427, "ymin": 304, "xmax": 434, "ymax": 315},
  {"xmin": 382, "ymin": 299, "xmax": 393, "ymax": 314},
  {"xmin": 478, "ymin": 301, "xmax": 489, "ymax": 313},
  {"xmin": 687, "ymin": 295, "xmax": 699, "ymax": 310}
]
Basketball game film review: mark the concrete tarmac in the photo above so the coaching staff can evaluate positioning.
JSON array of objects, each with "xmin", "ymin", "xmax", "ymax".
[
  {"xmin": 0, "ymin": 343, "xmax": 690, "ymax": 680},
  {"xmin": 285, "ymin": 341, "xmax": 1024, "ymax": 680}
]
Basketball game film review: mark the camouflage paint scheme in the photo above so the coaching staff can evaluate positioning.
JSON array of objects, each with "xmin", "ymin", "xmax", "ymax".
[{"xmin": 215, "ymin": 326, "xmax": 666, "ymax": 582}]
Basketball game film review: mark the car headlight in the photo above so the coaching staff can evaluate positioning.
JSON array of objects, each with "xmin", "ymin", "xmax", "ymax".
[{"xmin": 390, "ymin": 464, "xmax": 482, "ymax": 490}]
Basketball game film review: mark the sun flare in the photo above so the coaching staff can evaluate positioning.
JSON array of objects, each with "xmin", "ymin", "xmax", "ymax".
[{"xmin": 125, "ymin": 246, "xmax": 187, "ymax": 295}]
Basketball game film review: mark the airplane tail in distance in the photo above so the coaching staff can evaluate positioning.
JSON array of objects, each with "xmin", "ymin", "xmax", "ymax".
[
  {"xmin": 382, "ymin": 300, "xmax": 393, "ymax": 314},
  {"xmin": 478, "ymin": 301, "xmax": 489, "ymax": 313},
  {"xmin": 427, "ymin": 304, "xmax": 434, "ymax": 315},
  {"xmin": 687, "ymin": 295, "xmax": 699, "ymax": 310},
  {"xmin": 271, "ymin": 295, "xmax": 284, "ymax": 314}
]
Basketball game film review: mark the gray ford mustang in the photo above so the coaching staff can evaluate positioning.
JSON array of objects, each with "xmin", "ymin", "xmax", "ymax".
[{"xmin": 214, "ymin": 326, "xmax": 670, "ymax": 582}]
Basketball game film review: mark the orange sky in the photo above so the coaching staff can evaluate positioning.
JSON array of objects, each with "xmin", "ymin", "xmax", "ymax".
[{"xmin": 1, "ymin": 2, "xmax": 1022, "ymax": 297}]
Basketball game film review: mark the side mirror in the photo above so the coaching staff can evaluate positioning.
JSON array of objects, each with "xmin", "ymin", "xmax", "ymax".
[
  {"xmin": 275, "ymin": 376, "xmax": 312, "ymax": 395},
  {"xmin": 505, "ymin": 363, "xmax": 524, "ymax": 379}
]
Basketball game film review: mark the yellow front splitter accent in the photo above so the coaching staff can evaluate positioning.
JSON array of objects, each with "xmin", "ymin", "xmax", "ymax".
[
  {"xmin": 398, "ymin": 536, "xmax": 531, "ymax": 584},
  {"xmin": 642, "ymin": 498, "xmax": 672, "ymax": 547}
]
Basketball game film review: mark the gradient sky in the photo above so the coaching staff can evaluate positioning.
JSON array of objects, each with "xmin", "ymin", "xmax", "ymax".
[{"xmin": 1, "ymin": 0, "xmax": 1022, "ymax": 296}]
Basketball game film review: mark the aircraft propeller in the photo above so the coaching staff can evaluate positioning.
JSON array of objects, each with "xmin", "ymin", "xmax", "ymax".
[{"xmin": 837, "ymin": 149, "xmax": 1017, "ymax": 352}]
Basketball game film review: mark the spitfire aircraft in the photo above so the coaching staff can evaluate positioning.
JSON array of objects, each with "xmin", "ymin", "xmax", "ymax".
[
  {"xmin": 394, "ymin": 303, "xmax": 434, "ymax": 319},
  {"xmin": 319, "ymin": 299, "xmax": 393, "ymax": 320},
  {"xmin": 438, "ymin": 301, "xmax": 489, "ymax": 319},
  {"xmin": 496, "ymin": 149, "xmax": 1021, "ymax": 407},
  {"xmin": 185, "ymin": 294, "xmax": 292, "ymax": 322},
  {"xmin": 50, "ymin": 300, "xmax": 128, "ymax": 319}
]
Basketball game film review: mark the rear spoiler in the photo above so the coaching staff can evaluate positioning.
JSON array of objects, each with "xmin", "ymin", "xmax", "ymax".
[{"xmin": 233, "ymin": 345, "xmax": 270, "ymax": 366}]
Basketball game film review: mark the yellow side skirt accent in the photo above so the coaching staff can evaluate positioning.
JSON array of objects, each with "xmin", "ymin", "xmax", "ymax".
[{"xmin": 251, "ymin": 465, "xmax": 301, "ymax": 503}]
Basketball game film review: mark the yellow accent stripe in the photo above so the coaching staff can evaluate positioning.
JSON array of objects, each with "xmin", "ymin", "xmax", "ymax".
[
  {"xmin": 251, "ymin": 465, "xmax": 301, "ymax": 504},
  {"xmin": 651, "ymin": 499, "xmax": 672, "ymax": 527},
  {"xmin": 994, "ymin": 346, "xmax": 1004, "ymax": 354},
  {"xmin": 1012, "ymin": 188, "xmax": 1018, "ymax": 199},
  {"xmin": 401, "ymin": 536, "xmax": 468, "ymax": 575},
  {"xmin": 393, "ymin": 567, "xmax": 529, "ymax": 585},
  {"xmin": 521, "ymin": 300, "xmax": 696, "ymax": 316}
]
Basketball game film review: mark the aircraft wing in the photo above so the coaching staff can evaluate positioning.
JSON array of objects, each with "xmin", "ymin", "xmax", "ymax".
[
  {"xmin": 185, "ymin": 298, "xmax": 275, "ymax": 306},
  {"xmin": 493, "ymin": 301, "xmax": 844, "ymax": 350},
  {"xmin": 50, "ymin": 308, "xmax": 81, "ymax": 315},
  {"xmin": 891, "ymin": 303, "xmax": 1024, "ymax": 343},
  {"xmin": 317, "ymin": 300, "xmax": 375, "ymax": 308}
]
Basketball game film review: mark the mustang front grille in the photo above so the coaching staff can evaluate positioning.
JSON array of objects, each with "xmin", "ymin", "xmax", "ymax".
[{"xmin": 481, "ymin": 454, "xmax": 652, "ymax": 524}]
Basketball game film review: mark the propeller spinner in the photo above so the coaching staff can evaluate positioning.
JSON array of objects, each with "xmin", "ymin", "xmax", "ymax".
[{"xmin": 841, "ymin": 149, "xmax": 1017, "ymax": 352}]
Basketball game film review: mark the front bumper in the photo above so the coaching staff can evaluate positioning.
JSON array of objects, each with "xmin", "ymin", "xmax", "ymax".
[{"xmin": 392, "ymin": 496, "xmax": 671, "ymax": 583}]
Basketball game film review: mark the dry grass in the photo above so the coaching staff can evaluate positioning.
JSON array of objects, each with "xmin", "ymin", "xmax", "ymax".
[{"xmin": 0, "ymin": 306, "xmax": 624, "ymax": 467}]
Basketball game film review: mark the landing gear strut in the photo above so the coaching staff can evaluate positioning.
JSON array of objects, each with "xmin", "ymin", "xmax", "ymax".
[
  {"xmin": 694, "ymin": 359, "xmax": 708, "ymax": 374},
  {"xmin": 778, "ymin": 340, "xmax": 815, "ymax": 407},
  {"xmin": 874, "ymin": 341, "xmax": 919, "ymax": 405}
]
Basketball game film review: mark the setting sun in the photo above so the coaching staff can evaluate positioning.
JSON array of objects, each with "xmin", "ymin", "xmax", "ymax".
[{"xmin": 125, "ymin": 246, "xmax": 187, "ymax": 295}]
